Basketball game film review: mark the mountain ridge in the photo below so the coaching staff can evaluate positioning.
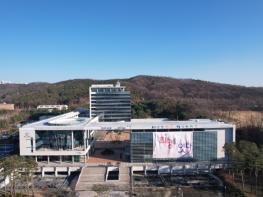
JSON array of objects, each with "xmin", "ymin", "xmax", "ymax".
[{"xmin": 0, "ymin": 75, "xmax": 263, "ymax": 112}]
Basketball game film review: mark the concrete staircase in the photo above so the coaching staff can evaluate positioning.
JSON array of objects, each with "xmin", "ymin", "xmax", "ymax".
[
  {"xmin": 75, "ymin": 166, "xmax": 131, "ymax": 191},
  {"xmin": 116, "ymin": 166, "xmax": 130, "ymax": 191},
  {"xmin": 75, "ymin": 166, "xmax": 106, "ymax": 191},
  {"xmin": 119, "ymin": 166, "xmax": 130, "ymax": 183}
]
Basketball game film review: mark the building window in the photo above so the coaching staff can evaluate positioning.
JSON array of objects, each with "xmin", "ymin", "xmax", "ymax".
[
  {"xmin": 74, "ymin": 155, "xmax": 80, "ymax": 162},
  {"xmin": 73, "ymin": 130, "xmax": 84, "ymax": 150},
  {"xmin": 31, "ymin": 137, "xmax": 33, "ymax": 153},
  {"xmin": 35, "ymin": 130, "xmax": 85, "ymax": 151}
]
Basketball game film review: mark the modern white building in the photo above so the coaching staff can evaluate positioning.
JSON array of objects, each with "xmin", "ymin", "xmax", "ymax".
[
  {"xmin": 19, "ymin": 112, "xmax": 95, "ymax": 164},
  {"xmin": 129, "ymin": 119, "xmax": 235, "ymax": 162},
  {"xmin": 89, "ymin": 82, "xmax": 131, "ymax": 122},
  {"xmin": 85, "ymin": 118, "xmax": 235, "ymax": 162},
  {"xmin": 20, "ymin": 112, "xmax": 235, "ymax": 164}
]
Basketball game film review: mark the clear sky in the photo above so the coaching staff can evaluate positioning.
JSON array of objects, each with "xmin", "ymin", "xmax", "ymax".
[{"xmin": 0, "ymin": 0, "xmax": 263, "ymax": 86}]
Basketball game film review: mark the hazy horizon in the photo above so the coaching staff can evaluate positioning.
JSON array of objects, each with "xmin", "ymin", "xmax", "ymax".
[{"xmin": 2, "ymin": 75, "xmax": 263, "ymax": 88}]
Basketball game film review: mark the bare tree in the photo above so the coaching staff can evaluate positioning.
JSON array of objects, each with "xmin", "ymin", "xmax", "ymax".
[{"xmin": 0, "ymin": 155, "xmax": 37, "ymax": 197}]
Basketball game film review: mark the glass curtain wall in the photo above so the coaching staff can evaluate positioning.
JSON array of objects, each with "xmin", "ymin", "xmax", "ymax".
[
  {"xmin": 73, "ymin": 130, "xmax": 84, "ymax": 150},
  {"xmin": 36, "ymin": 130, "xmax": 84, "ymax": 151},
  {"xmin": 131, "ymin": 131, "xmax": 153, "ymax": 162},
  {"xmin": 131, "ymin": 130, "xmax": 218, "ymax": 162},
  {"xmin": 193, "ymin": 131, "xmax": 217, "ymax": 161}
]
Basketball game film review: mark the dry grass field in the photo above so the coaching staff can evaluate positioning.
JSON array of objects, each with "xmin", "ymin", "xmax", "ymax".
[{"xmin": 214, "ymin": 111, "xmax": 263, "ymax": 128}]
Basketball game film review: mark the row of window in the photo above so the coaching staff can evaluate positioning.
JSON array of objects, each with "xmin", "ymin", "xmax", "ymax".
[
  {"xmin": 37, "ymin": 155, "xmax": 82, "ymax": 162},
  {"xmin": 91, "ymin": 92, "xmax": 131, "ymax": 99},
  {"xmin": 90, "ymin": 88, "xmax": 126, "ymax": 93},
  {"xmin": 91, "ymin": 105, "xmax": 131, "ymax": 108},
  {"xmin": 91, "ymin": 102, "xmax": 131, "ymax": 105}
]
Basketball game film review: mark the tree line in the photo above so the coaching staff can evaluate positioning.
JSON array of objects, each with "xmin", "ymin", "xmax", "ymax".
[
  {"xmin": 132, "ymin": 99, "xmax": 208, "ymax": 120},
  {"xmin": 1, "ymin": 76, "xmax": 263, "ymax": 111},
  {"xmin": 0, "ymin": 155, "xmax": 37, "ymax": 197},
  {"xmin": 224, "ymin": 140, "xmax": 263, "ymax": 196}
]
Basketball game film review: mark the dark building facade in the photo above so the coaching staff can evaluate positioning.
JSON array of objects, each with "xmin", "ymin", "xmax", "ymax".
[{"xmin": 89, "ymin": 82, "xmax": 131, "ymax": 122}]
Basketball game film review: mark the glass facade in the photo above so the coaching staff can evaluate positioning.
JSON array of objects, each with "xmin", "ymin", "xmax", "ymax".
[
  {"xmin": 225, "ymin": 128, "xmax": 234, "ymax": 144},
  {"xmin": 131, "ymin": 132, "xmax": 153, "ymax": 162},
  {"xmin": 131, "ymin": 130, "xmax": 218, "ymax": 162},
  {"xmin": 74, "ymin": 155, "xmax": 80, "ymax": 162},
  {"xmin": 35, "ymin": 130, "xmax": 84, "ymax": 151},
  {"xmin": 62, "ymin": 156, "xmax": 72, "ymax": 162},
  {"xmin": 50, "ymin": 156, "xmax": 60, "ymax": 162},
  {"xmin": 73, "ymin": 130, "xmax": 84, "ymax": 149},
  {"xmin": 37, "ymin": 156, "xmax": 48, "ymax": 162},
  {"xmin": 90, "ymin": 86, "xmax": 131, "ymax": 122},
  {"xmin": 193, "ymin": 131, "xmax": 217, "ymax": 161},
  {"xmin": 36, "ymin": 155, "xmax": 84, "ymax": 163}
]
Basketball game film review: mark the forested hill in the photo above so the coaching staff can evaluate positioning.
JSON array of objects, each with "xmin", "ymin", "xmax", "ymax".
[{"xmin": 1, "ymin": 75, "xmax": 263, "ymax": 113}]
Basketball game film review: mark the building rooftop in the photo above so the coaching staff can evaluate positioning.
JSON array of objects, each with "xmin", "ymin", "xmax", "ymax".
[
  {"xmin": 22, "ymin": 112, "xmax": 92, "ymax": 130},
  {"xmin": 88, "ymin": 118, "xmax": 234, "ymax": 130},
  {"xmin": 90, "ymin": 84, "xmax": 115, "ymax": 88},
  {"xmin": 90, "ymin": 81, "xmax": 124, "ymax": 88},
  {"xmin": 22, "ymin": 112, "xmax": 234, "ymax": 131}
]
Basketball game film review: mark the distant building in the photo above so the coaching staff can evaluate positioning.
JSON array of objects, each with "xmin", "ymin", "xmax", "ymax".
[
  {"xmin": 0, "ymin": 80, "xmax": 12, "ymax": 84},
  {"xmin": 37, "ymin": 105, "xmax": 68, "ymax": 112},
  {"xmin": 89, "ymin": 81, "xmax": 131, "ymax": 122},
  {"xmin": 0, "ymin": 103, "xmax": 15, "ymax": 111}
]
